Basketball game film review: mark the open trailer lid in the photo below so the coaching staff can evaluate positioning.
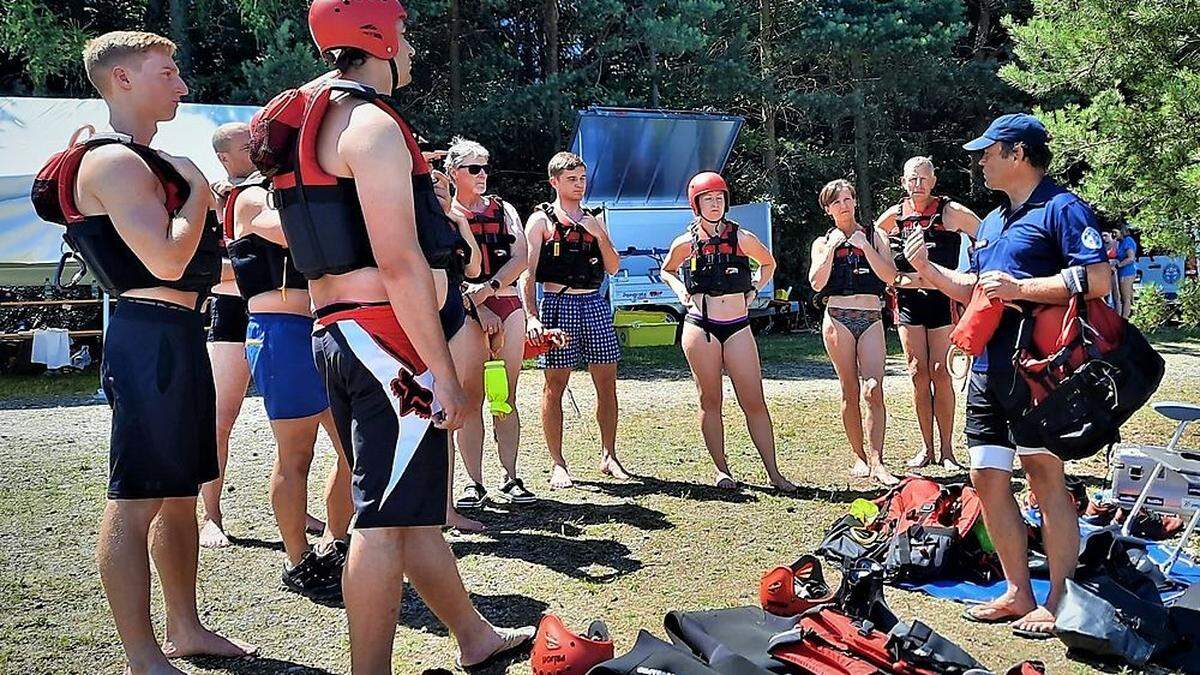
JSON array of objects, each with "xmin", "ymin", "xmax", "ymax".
[{"xmin": 569, "ymin": 107, "xmax": 743, "ymax": 208}]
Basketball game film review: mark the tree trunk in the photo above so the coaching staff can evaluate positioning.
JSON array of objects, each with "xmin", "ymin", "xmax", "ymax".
[
  {"xmin": 850, "ymin": 50, "xmax": 873, "ymax": 220},
  {"xmin": 760, "ymin": 0, "xmax": 780, "ymax": 198},
  {"xmin": 449, "ymin": 0, "xmax": 462, "ymax": 125},
  {"xmin": 974, "ymin": 2, "xmax": 992, "ymax": 56},
  {"xmin": 544, "ymin": 0, "xmax": 561, "ymax": 145},
  {"xmin": 649, "ymin": 43, "xmax": 660, "ymax": 108}
]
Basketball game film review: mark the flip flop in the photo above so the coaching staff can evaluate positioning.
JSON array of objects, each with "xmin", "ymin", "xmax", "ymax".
[
  {"xmin": 456, "ymin": 626, "xmax": 535, "ymax": 672},
  {"xmin": 960, "ymin": 605, "xmax": 1025, "ymax": 624},
  {"xmin": 1011, "ymin": 625, "xmax": 1056, "ymax": 640}
]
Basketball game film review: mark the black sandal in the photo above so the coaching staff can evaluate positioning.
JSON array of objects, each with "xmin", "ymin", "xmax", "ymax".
[
  {"xmin": 455, "ymin": 483, "xmax": 486, "ymax": 509},
  {"xmin": 499, "ymin": 478, "xmax": 537, "ymax": 504}
]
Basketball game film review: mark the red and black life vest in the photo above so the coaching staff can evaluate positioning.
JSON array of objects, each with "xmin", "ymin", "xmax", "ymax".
[
  {"xmin": 815, "ymin": 227, "xmax": 888, "ymax": 306},
  {"xmin": 889, "ymin": 196, "xmax": 961, "ymax": 273},
  {"xmin": 534, "ymin": 202, "xmax": 606, "ymax": 290},
  {"xmin": 222, "ymin": 173, "xmax": 307, "ymax": 300},
  {"xmin": 463, "ymin": 195, "xmax": 516, "ymax": 284},
  {"xmin": 682, "ymin": 219, "xmax": 754, "ymax": 297},
  {"xmin": 249, "ymin": 76, "xmax": 468, "ymax": 281},
  {"xmin": 817, "ymin": 477, "xmax": 994, "ymax": 584},
  {"xmin": 31, "ymin": 131, "xmax": 221, "ymax": 295}
]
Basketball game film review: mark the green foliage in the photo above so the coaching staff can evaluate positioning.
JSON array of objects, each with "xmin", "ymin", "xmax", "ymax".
[
  {"xmin": 1131, "ymin": 283, "xmax": 1172, "ymax": 333},
  {"xmin": 1178, "ymin": 277, "xmax": 1200, "ymax": 330},
  {"xmin": 0, "ymin": 0, "xmax": 1029, "ymax": 290},
  {"xmin": 230, "ymin": 20, "xmax": 323, "ymax": 105},
  {"xmin": 1002, "ymin": 0, "xmax": 1200, "ymax": 255},
  {"xmin": 0, "ymin": 0, "xmax": 88, "ymax": 94}
]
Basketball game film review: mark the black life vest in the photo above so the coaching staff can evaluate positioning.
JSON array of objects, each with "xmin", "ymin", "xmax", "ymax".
[
  {"xmin": 534, "ymin": 202, "xmax": 606, "ymax": 290},
  {"xmin": 252, "ymin": 78, "xmax": 468, "ymax": 281},
  {"xmin": 223, "ymin": 174, "xmax": 307, "ymax": 300},
  {"xmin": 815, "ymin": 227, "xmax": 887, "ymax": 305},
  {"xmin": 889, "ymin": 196, "xmax": 961, "ymax": 273},
  {"xmin": 463, "ymin": 196, "xmax": 516, "ymax": 284},
  {"xmin": 31, "ymin": 132, "xmax": 221, "ymax": 296},
  {"xmin": 682, "ymin": 219, "xmax": 754, "ymax": 297}
]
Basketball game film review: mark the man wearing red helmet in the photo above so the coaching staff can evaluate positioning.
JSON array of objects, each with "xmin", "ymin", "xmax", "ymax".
[
  {"xmin": 522, "ymin": 151, "xmax": 629, "ymax": 489},
  {"xmin": 280, "ymin": 0, "xmax": 534, "ymax": 670},
  {"xmin": 659, "ymin": 172, "xmax": 796, "ymax": 493}
]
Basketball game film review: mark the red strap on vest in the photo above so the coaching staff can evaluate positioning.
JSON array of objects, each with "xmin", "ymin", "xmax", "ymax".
[
  {"xmin": 281, "ymin": 82, "xmax": 430, "ymax": 191},
  {"xmin": 468, "ymin": 197, "xmax": 506, "ymax": 236},
  {"xmin": 41, "ymin": 136, "xmax": 187, "ymax": 224}
]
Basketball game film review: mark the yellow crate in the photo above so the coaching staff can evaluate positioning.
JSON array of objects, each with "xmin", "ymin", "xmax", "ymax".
[
  {"xmin": 613, "ymin": 309, "xmax": 674, "ymax": 326},
  {"xmin": 615, "ymin": 322, "xmax": 677, "ymax": 347}
]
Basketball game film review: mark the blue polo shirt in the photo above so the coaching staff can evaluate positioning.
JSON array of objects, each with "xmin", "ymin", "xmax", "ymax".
[
  {"xmin": 1116, "ymin": 235, "xmax": 1138, "ymax": 278},
  {"xmin": 970, "ymin": 177, "xmax": 1107, "ymax": 372}
]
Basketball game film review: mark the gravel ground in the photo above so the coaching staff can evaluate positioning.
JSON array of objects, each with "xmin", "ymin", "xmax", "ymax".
[{"xmin": 2, "ymin": 332, "xmax": 1198, "ymax": 674}]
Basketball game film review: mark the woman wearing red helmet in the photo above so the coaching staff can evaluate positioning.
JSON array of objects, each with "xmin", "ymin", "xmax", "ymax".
[
  {"xmin": 291, "ymin": 0, "xmax": 534, "ymax": 670},
  {"xmin": 659, "ymin": 172, "xmax": 796, "ymax": 493},
  {"xmin": 809, "ymin": 179, "xmax": 899, "ymax": 486}
]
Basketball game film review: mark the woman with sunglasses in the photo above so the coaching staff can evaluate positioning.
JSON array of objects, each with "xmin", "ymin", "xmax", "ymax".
[
  {"xmin": 445, "ymin": 138, "xmax": 537, "ymax": 517},
  {"xmin": 876, "ymin": 157, "xmax": 979, "ymax": 470},
  {"xmin": 810, "ymin": 179, "xmax": 898, "ymax": 486}
]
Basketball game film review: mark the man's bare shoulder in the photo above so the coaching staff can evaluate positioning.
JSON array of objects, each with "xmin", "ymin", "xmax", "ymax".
[
  {"xmin": 76, "ymin": 143, "xmax": 159, "ymax": 207},
  {"xmin": 77, "ymin": 143, "xmax": 154, "ymax": 184},
  {"xmin": 525, "ymin": 206, "xmax": 552, "ymax": 229}
]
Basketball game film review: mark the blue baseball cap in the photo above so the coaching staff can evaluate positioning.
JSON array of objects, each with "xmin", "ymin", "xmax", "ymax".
[{"xmin": 962, "ymin": 113, "xmax": 1048, "ymax": 151}]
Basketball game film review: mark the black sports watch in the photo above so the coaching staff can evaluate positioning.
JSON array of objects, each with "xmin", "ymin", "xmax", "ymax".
[{"xmin": 488, "ymin": 278, "xmax": 501, "ymax": 291}]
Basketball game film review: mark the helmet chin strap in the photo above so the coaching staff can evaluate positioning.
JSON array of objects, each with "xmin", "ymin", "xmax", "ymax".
[{"xmin": 388, "ymin": 59, "xmax": 399, "ymax": 94}]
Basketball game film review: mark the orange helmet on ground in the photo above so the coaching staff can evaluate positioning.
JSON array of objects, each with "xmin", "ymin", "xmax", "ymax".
[
  {"xmin": 760, "ymin": 554, "xmax": 834, "ymax": 616},
  {"xmin": 531, "ymin": 613, "xmax": 615, "ymax": 675}
]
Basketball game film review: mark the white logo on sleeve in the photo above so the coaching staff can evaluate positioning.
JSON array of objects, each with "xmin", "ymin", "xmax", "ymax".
[{"xmin": 1081, "ymin": 227, "xmax": 1103, "ymax": 250}]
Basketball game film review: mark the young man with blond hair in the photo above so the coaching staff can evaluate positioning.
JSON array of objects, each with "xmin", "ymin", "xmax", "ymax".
[
  {"xmin": 522, "ymin": 151, "xmax": 630, "ymax": 488},
  {"xmin": 62, "ymin": 31, "xmax": 256, "ymax": 673}
]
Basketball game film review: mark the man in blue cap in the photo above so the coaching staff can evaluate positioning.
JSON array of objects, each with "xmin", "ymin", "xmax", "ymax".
[{"xmin": 904, "ymin": 113, "xmax": 1112, "ymax": 639}]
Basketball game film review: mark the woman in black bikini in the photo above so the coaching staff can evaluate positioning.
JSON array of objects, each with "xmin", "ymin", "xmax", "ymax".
[
  {"xmin": 809, "ymin": 179, "xmax": 899, "ymax": 486},
  {"xmin": 660, "ymin": 172, "xmax": 796, "ymax": 493}
]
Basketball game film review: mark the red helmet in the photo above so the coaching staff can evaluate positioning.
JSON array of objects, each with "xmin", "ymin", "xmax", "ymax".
[
  {"xmin": 309, "ymin": 0, "xmax": 407, "ymax": 60},
  {"xmin": 531, "ymin": 613, "xmax": 614, "ymax": 675},
  {"xmin": 687, "ymin": 171, "xmax": 729, "ymax": 215},
  {"xmin": 760, "ymin": 554, "xmax": 834, "ymax": 616}
]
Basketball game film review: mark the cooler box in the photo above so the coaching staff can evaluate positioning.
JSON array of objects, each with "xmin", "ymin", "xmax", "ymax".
[
  {"xmin": 613, "ymin": 309, "xmax": 677, "ymax": 347},
  {"xmin": 1110, "ymin": 446, "xmax": 1200, "ymax": 514}
]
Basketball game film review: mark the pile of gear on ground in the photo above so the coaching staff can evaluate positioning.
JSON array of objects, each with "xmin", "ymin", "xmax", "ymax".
[{"xmin": 525, "ymin": 474, "xmax": 1200, "ymax": 674}]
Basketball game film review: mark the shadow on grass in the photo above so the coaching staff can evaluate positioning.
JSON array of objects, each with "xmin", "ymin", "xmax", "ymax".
[
  {"xmin": 741, "ymin": 481, "xmax": 888, "ymax": 504},
  {"xmin": 573, "ymin": 475, "xmax": 760, "ymax": 504},
  {"xmin": 452, "ymin": 531, "xmax": 641, "ymax": 582},
  {"xmin": 400, "ymin": 589, "xmax": 549, "ymax": 639},
  {"xmin": 0, "ymin": 394, "xmax": 106, "ymax": 410},
  {"xmin": 482, "ymin": 496, "xmax": 674, "ymax": 534},
  {"xmin": 226, "ymin": 534, "xmax": 286, "ymax": 553},
  {"xmin": 183, "ymin": 655, "xmax": 337, "ymax": 675}
]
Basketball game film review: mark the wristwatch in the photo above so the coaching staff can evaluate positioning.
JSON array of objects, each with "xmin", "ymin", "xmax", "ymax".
[{"xmin": 488, "ymin": 278, "xmax": 501, "ymax": 291}]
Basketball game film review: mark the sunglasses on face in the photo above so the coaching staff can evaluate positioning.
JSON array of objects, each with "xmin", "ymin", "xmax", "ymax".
[{"xmin": 460, "ymin": 164, "xmax": 489, "ymax": 175}]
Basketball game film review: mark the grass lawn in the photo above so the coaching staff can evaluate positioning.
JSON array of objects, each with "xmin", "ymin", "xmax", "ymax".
[
  {"xmin": 0, "ymin": 368, "xmax": 101, "ymax": 404},
  {"xmin": 1, "ymin": 328, "xmax": 1198, "ymax": 673}
]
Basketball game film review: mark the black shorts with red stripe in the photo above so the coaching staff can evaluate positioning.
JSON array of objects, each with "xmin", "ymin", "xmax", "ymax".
[{"xmin": 312, "ymin": 302, "xmax": 448, "ymax": 528}]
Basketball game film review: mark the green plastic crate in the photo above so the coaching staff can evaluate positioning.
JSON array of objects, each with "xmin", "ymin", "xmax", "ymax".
[{"xmin": 615, "ymin": 321, "xmax": 677, "ymax": 347}]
